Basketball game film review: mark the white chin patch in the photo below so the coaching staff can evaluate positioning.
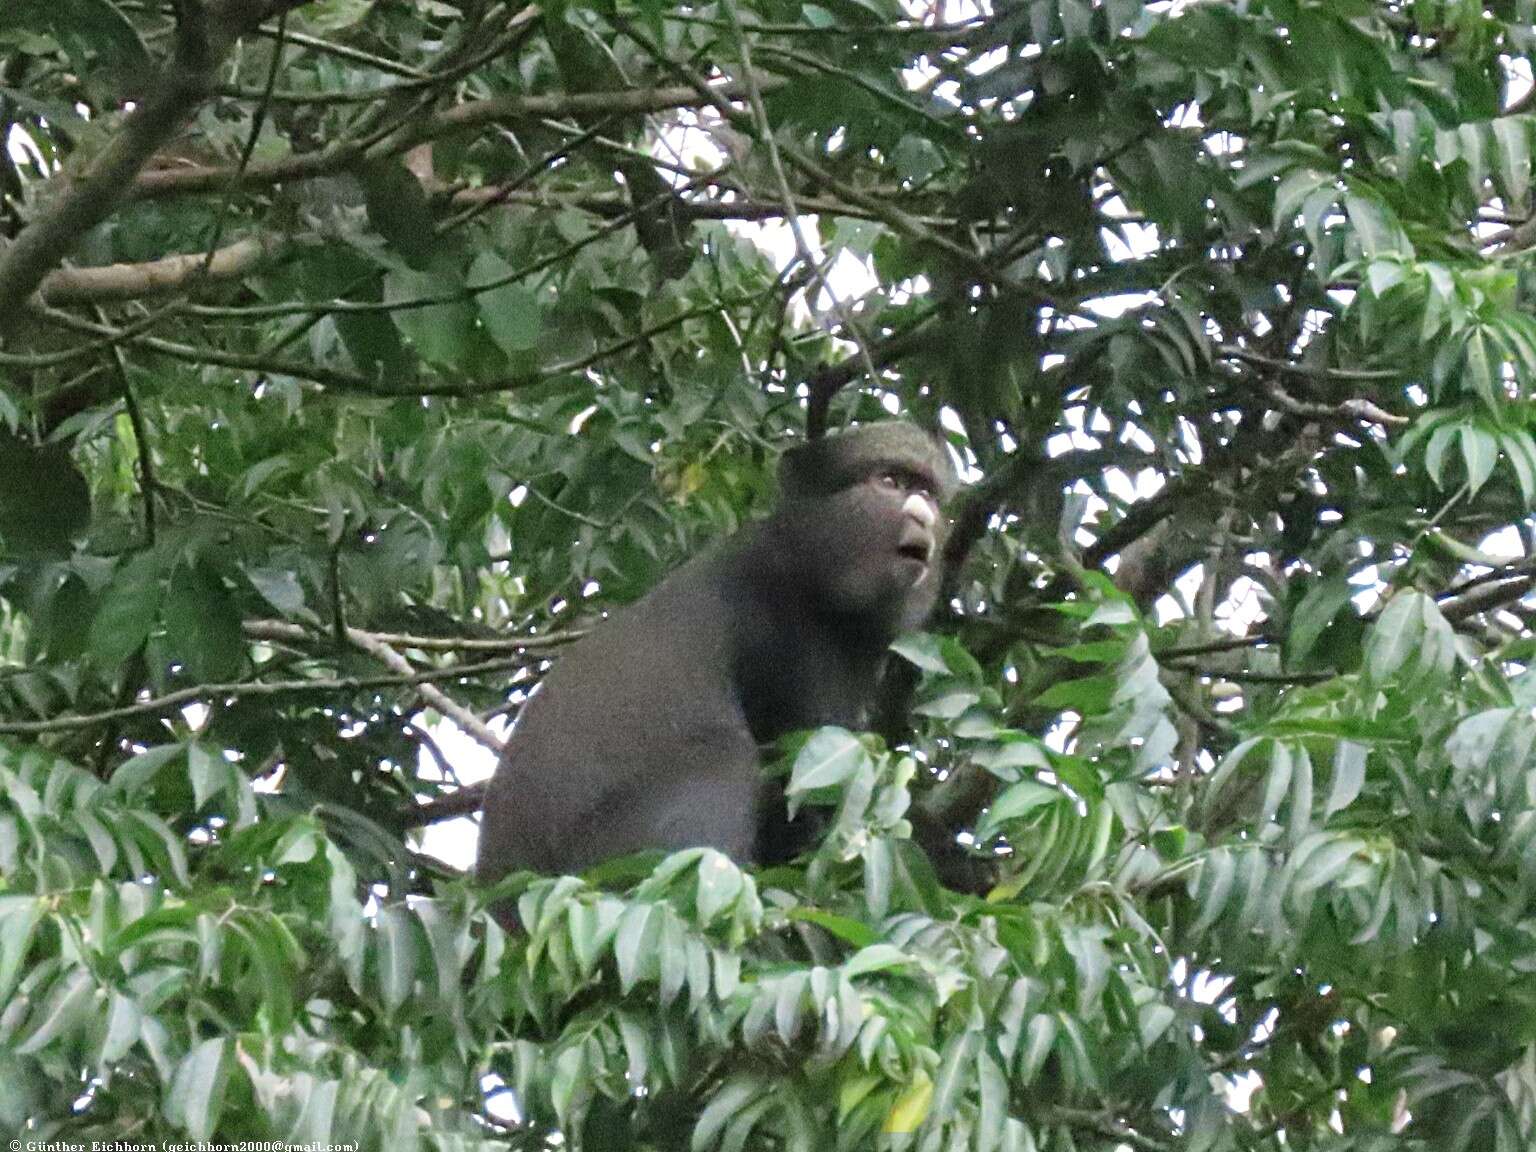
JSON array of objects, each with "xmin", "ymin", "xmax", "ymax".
[{"xmin": 911, "ymin": 565, "xmax": 930, "ymax": 588}]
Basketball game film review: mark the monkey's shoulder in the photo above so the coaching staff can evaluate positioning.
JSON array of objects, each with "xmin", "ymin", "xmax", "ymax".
[{"xmin": 535, "ymin": 548, "xmax": 740, "ymax": 695}]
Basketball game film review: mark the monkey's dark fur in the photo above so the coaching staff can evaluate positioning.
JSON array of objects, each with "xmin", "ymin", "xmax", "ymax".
[{"xmin": 476, "ymin": 423, "xmax": 955, "ymax": 887}]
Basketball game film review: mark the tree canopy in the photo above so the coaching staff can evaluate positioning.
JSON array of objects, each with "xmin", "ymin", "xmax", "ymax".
[{"xmin": 5, "ymin": 0, "xmax": 1536, "ymax": 1147}]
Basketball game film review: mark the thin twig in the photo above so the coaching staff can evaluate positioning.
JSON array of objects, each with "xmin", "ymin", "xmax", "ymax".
[
  {"xmin": 245, "ymin": 619, "xmax": 585, "ymax": 653},
  {"xmin": 0, "ymin": 656, "xmax": 529, "ymax": 737},
  {"xmin": 96, "ymin": 306, "xmax": 157, "ymax": 544}
]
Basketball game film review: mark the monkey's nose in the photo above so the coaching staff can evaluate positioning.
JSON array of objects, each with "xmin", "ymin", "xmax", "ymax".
[{"xmin": 902, "ymin": 493, "xmax": 937, "ymax": 528}]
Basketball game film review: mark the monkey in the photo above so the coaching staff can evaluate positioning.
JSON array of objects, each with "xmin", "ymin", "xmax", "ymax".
[{"xmin": 475, "ymin": 422, "xmax": 955, "ymax": 891}]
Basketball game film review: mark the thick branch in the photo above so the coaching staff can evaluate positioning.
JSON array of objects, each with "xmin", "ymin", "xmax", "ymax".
[
  {"xmin": 0, "ymin": 0, "xmax": 300, "ymax": 325},
  {"xmin": 1438, "ymin": 572, "xmax": 1536, "ymax": 622},
  {"xmin": 37, "ymin": 235, "xmax": 287, "ymax": 305},
  {"xmin": 803, "ymin": 315, "xmax": 938, "ymax": 437},
  {"xmin": 1080, "ymin": 477, "xmax": 1193, "ymax": 571},
  {"xmin": 129, "ymin": 77, "xmax": 785, "ymax": 201},
  {"xmin": 410, "ymin": 779, "xmax": 489, "ymax": 825},
  {"xmin": 0, "ymin": 75, "xmax": 209, "ymax": 326}
]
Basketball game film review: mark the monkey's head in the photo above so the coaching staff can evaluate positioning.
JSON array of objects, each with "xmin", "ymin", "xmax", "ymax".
[{"xmin": 772, "ymin": 422, "xmax": 956, "ymax": 635}]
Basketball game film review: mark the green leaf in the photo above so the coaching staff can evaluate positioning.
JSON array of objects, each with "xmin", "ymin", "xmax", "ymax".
[
  {"xmin": 773, "ymin": 970, "xmax": 806, "ymax": 1044},
  {"xmin": 976, "ymin": 779, "xmax": 1061, "ymax": 842},
  {"xmin": 245, "ymin": 567, "xmax": 316, "ymax": 623},
  {"xmin": 375, "ymin": 903, "xmax": 416, "ymax": 1014},
  {"xmin": 1325, "ymin": 741, "xmax": 1367, "ymax": 818},
  {"xmin": 99, "ymin": 991, "xmax": 142, "ymax": 1063},
  {"xmin": 695, "ymin": 851, "xmax": 744, "ymax": 925},
  {"xmin": 109, "ymin": 743, "xmax": 184, "ymax": 794},
  {"xmin": 1033, "ymin": 674, "xmax": 1116, "ymax": 714},
  {"xmin": 359, "ymin": 159, "xmax": 437, "ymax": 266},
  {"xmin": 166, "ymin": 1037, "xmax": 228, "ymax": 1140},
  {"xmin": 1344, "ymin": 194, "xmax": 1405, "ymax": 258},
  {"xmin": 1288, "ymin": 574, "xmax": 1353, "ymax": 666},
  {"xmin": 16, "ymin": 967, "xmax": 94, "ymax": 1055},
  {"xmin": 0, "ymin": 896, "xmax": 41, "ymax": 1004},
  {"xmin": 881, "ymin": 1070, "xmax": 933, "ymax": 1134},
  {"xmin": 385, "ymin": 268, "xmax": 476, "ymax": 369},
  {"xmin": 1459, "ymin": 424, "xmax": 1499, "ymax": 495},
  {"xmin": 164, "ymin": 563, "xmax": 244, "ymax": 682},
  {"xmin": 1492, "ymin": 117, "xmax": 1532, "ymax": 203},
  {"xmin": 786, "ymin": 908, "xmax": 879, "ymax": 947},
  {"xmin": 1191, "ymin": 849, "xmax": 1234, "ymax": 933},
  {"xmin": 88, "ymin": 551, "xmax": 162, "ymax": 669},
  {"xmin": 296, "ymin": 0, "xmax": 373, "ymax": 32},
  {"xmin": 913, "ymin": 683, "xmax": 982, "ymax": 717},
  {"xmin": 890, "ymin": 632, "xmax": 949, "ymax": 673},
  {"xmin": 1464, "ymin": 327, "xmax": 1498, "ymax": 409},
  {"xmin": 971, "ymin": 736, "xmax": 1052, "ymax": 780},
  {"xmin": 186, "ymin": 743, "xmax": 224, "ymax": 810},
  {"xmin": 1258, "ymin": 742, "xmax": 1294, "ymax": 828},
  {"xmin": 614, "ymin": 903, "xmax": 657, "ymax": 992},
  {"xmin": 930, "ymin": 1030, "xmax": 979, "ymax": 1121},
  {"xmin": 694, "ymin": 1077, "xmax": 765, "ymax": 1152},
  {"xmin": 10, "ymin": 0, "xmax": 150, "ymax": 82},
  {"xmin": 788, "ymin": 727, "xmax": 867, "ymax": 793},
  {"xmin": 1018, "ymin": 1014, "xmax": 1057, "ymax": 1084},
  {"xmin": 843, "ymin": 943, "xmax": 913, "ymax": 977},
  {"xmin": 1456, "ymin": 122, "xmax": 1488, "ymax": 194},
  {"xmin": 1287, "ymin": 744, "xmax": 1314, "ymax": 845},
  {"xmin": 1366, "ymin": 591, "xmax": 1426, "ymax": 683},
  {"xmin": 1291, "ymin": 835, "xmax": 1360, "ymax": 899},
  {"xmin": 1500, "ymin": 430, "xmax": 1536, "ymax": 506},
  {"xmin": 468, "ymin": 251, "xmax": 544, "ymax": 354}
]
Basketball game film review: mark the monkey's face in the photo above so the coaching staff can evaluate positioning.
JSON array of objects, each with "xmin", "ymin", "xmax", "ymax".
[{"xmin": 782, "ymin": 465, "xmax": 948, "ymax": 632}]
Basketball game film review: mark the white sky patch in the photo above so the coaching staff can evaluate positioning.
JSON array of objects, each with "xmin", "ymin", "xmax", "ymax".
[
  {"xmin": 1478, "ymin": 523, "xmax": 1527, "ymax": 561},
  {"xmin": 1507, "ymin": 55, "xmax": 1535, "ymax": 109},
  {"xmin": 6, "ymin": 123, "xmax": 49, "ymax": 176},
  {"xmin": 417, "ymin": 716, "xmax": 504, "ymax": 871},
  {"xmin": 1215, "ymin": 574, "xmax": 1267, "ymax": 634}
]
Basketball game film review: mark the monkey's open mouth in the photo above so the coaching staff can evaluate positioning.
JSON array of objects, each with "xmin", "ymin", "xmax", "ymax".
[{"xmin": 898, "ymin": 539, "xmax": 933, "ymax": 564}]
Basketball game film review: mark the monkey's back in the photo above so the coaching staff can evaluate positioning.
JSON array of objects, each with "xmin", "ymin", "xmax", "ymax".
[{"xmin": 476, "ymin": 548, "xmax": 761, "ymax": 881}]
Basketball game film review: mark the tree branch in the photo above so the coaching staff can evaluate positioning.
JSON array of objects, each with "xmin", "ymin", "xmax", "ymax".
[
  {"xmin": 0, "ymin": 70, "xmax": 207, "ymax": 326},
  {"xmin": 344, "ymin": 628, "xmax": 503, "ymax": 752},
  {"xmin": 37, "ymin": 235, "xmax": 288, "ymax": 305},
  {"xmin": 0, "ymin": 656, "xmax": 526, "ymax": 736},
  {"xmin": 128, "ymin": 77, "xmax": 786, "ymax": 201},
  {"xmin": 409, "ymin": 780, "xmax": 489, "ymax": 825},
  {"xmin": 0, "ymin": 0, "xmax": 301, "ymax": 326},
  {"xmin": 245, "ymin": 619, "xmax": 584, "ymax": 653}
]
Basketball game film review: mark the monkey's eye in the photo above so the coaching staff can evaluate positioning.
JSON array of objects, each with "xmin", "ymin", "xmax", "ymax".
[{"xmin": 877, "ymin": 472, "xmax": 903, "ymax": 490}]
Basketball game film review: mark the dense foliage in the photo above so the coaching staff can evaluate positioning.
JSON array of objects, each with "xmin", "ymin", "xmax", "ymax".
[{"xmin": 5, "ymin": 0, "xmax": 1536, "ymax": 1147}]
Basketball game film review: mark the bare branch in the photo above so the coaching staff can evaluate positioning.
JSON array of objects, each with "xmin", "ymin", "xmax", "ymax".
[
  {"xmin": 1219, "ymin": 345, "xmax": 1404, "ymax": 385},
  {"xmin": 409, "ymin": 780, "xmax": 488, "ymax": 826},
  {"xmin": 245, "ymin": 619, "xmax": 584, "ymax": 653},
  {"xmin": 0, "ymin": 71, "xmax": 207, "ymax": 326},
  {"xmin": 1262, "ymin": 380, "xmax": 1408, "ymax": 429},
  {"xmin": 0, "ymin": 0, "xmax": 302, "ymax": 325},
  {"xmin": 345, "ymin": 627, "xmax": 503, "ymax": 752},
  {"xmin": 0, "ymin": 656, "xmax": 526, "ymax": 737},
  {"xmin": 37, "ymin": 236, "xmax": 288, "ymax": 305}
]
